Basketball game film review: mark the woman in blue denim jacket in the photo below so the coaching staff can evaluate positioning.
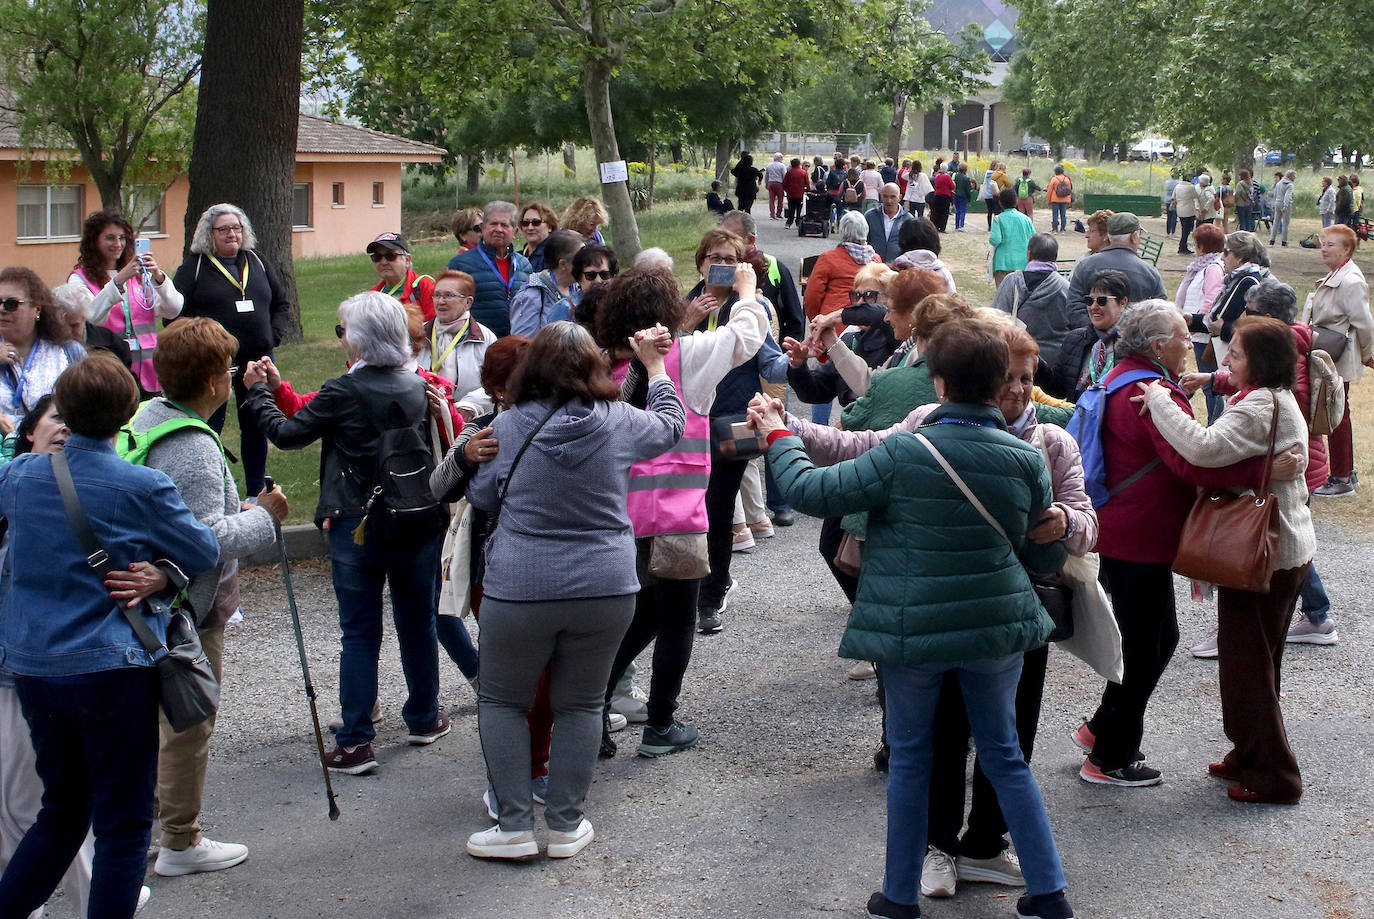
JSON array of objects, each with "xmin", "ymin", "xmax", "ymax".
[{"xmin": 0, "ymin": 352, "xmax": 218, "ymax": 918}]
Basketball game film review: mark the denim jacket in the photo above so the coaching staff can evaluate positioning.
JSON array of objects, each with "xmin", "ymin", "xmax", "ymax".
[{"xmin": 0, "ymin": 435, "xmax": 219, "ymax": 677}]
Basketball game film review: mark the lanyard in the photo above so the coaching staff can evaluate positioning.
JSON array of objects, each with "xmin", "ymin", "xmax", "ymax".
[
  {"xmin": 475, "ymin": 247, "xmax": 514, "ymax": 296},
  {"xmin": 707, "ymin": 308, "xmax": 720, "ymax": 332},
  {"xmin": 6, "ymin": 343, "xmax": 39, "ymax": 414},
  {"xmin": 208, "ymin": 254, "xmax": 249, "ymax": 296},
  {"xmin": 384, "ymin": 274, "xmax": 408, "ymax": 299},
  {"xmin": 430, "ymin": 319, "xmax": 468, "ymax": 375}
]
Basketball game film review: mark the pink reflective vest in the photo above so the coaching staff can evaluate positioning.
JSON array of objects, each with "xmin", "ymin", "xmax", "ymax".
[{"xmin": 74, "ymin": 267, "xmax": 161, "ymax": 393}]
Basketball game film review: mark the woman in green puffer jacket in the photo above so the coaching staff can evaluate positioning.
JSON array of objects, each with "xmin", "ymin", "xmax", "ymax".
[{"xmin": 748, "ymin": 320, "xmax": 1075, "ymax": 919}]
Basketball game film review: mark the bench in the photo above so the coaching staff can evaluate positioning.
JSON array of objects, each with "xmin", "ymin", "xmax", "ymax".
[
  {"xmin": 1055, "ymin": 258, "xmax": 1075, "ymax": 278},
  {"xmin": 1137, "ymin": 234, "xmax": 1163, "ymax": 266}
]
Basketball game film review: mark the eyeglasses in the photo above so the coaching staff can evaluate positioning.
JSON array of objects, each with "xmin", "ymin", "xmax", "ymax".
[
  {"xmin": 370, "ymin": 251, "xmax": 403, "ymax": 262},
  {"xmin": 520, "ymin": 218, "xmax": 544, "ymax": 228},
  {"xmin": 580, "ymin": 269, "xmax": 614, "ymax": 281},
  {"xmin": 227, "ymin": 365, "xmax": 240, "ymax": 375},
  {"xmin": 705, "ymin": 254, "xmax": 739, "ymax": 265},
  {"xmin": 468, "ymin": 225, "xmax": 482, "ymax": 233},
  {"xmin": 433, "ymin": 291, "xmax": 473, "ymax": 302},
  {"xmin": 335, "ymin": 324, "xmax": 346, "ymax": 339},
  {"xmin": 849, "ymin": 290, "xmax": 882, "ymax": 303},
  {"xmin": 1, "ymin": 297, "xmax": 26, "ymax": 312},
  {"xmin": 1084, "ymin": 295, "xmax": 1120, "ymax": 307},
  {"xmin": 1243, "ymin": 308, "xmax": 1263, "ymax": 316},
  {"xmin": 213, "ymin": 225, "xmax": 243, "ymax": 235},
  {"xmin": 101, "ymin": 234, "xmax": 129, "ymax": 244}
]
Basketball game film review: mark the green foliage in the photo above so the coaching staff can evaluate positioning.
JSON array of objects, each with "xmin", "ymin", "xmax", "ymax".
[
  {"xmin": 782, "ymin": 60, "xmax": 889, "ymax": 135},
  {"xmin": 0, "ymin": 0, "xmax": 204, "ymax": 208},
  {"xmin": 851, "ymin": 0, "xmax": 990, "ymax": 114}
]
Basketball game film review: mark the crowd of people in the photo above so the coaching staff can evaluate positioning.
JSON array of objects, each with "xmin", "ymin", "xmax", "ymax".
[{"xmin": 0, "ymin": 163, "xmax": 1367, "ymax": 919}]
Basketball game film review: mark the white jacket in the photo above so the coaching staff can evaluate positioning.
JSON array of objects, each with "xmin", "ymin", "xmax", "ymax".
[
  {"xmin": 1302, "ymin": 258, "xmax": 1373, "ymax": 381},
  {"xmin": 1172, "ymin": 181, "xmax": 1199, "ymax": 218}
]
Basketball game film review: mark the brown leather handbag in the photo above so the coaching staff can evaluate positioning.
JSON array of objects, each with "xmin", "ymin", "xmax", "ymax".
[{"xmin": 1172, "ymin": 394, "xmax": 1281, "ymax": 593}]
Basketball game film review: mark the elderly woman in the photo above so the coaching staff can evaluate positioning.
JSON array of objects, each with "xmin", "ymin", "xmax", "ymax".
[
  {"xmin": 366, "ymin": 232, "xmax": 435, "ymax": 321},
  {"xmin": 519, "ymin": 201, "xmax": 559, "ymax": 272},
  {"xmin": 990, "ymin": 189, "xmax": 1036, "ymax": 287},
  {"xmin": 462, "ymin": 321, "xmax": 684, "ymax": 861},
  {"xmin": 453, "ymin": 206, "xmax": 484, "ymax": 254},
  {"xmin": 561, "ymin": 196, "xmax": 609, "ymax": 245},
  {"xmin": 419, "ymin": 269, "xmax": 498, "ymax": 406},
  {"xmin": 1319, "ymin": 177, "xmax": 1337, "ymax": 228},
  {"xmin": 50, "ymin": 281, "xmax": 142, "ymax": 395},
  {"xmin": 1134, "ymin": 316, "xmax": 1314, "ymax": 803},
  {"xmin": 786, "ymin": 263, "xmax": 897, "ymax": 416},
  {"xmin": 750, "ymin": 320, "xmax": 1076, "ymax": 919},
  {"xmin": 509, "ymin": 230, "xmax": 585, "ymax": 337},
  {"xmin": 121, "ymin": 318, "xmax": 287, "ymax": 878},
  {"xmin": 1177, "ymin": 222, "xmax": 1228, "ymax": 423},
  {"xmin": 68, "ymin": 208, "xmax": 182, "ymax": 393},
  {"xmin": 0, "ymin": 267, "xmax": 86, "ymax": 430},
  {"xmin": 1072, "ymin": 301, "xmax": 1299, "ymax": 787},
  {"xmin": 1049, "ymin": 268, "xmax": 1131, "ymax": 401},
  {"xmin": 172, "ymin": 203, "xmax": 292, "ymax": 498},
  {"xmin": 1304, "ymin": 223, "xmax": 1373, "ymax": 496},
  {"xmin": 803, "ymin": 210, "xmax": 881, "ymax": 321},
  {"xmin": 1196, "ymin": 173, "xmax": 1219, "ymax": 225},
  {"xmin": 1204, "ymin": 232, "xmax": 1271, "ymax": 352},
  {"xmin": 243, "ymin": 292, "xmax": 448, "ymax": 777},
  {"xmin": 0, "ymin": 353, "xmax": 217, "ymax": 917}
]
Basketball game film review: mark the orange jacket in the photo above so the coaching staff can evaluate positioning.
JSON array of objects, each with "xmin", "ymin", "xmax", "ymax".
[{"xmin": 803, "ymin": 245, "xmax": 878, "ymax": 319}]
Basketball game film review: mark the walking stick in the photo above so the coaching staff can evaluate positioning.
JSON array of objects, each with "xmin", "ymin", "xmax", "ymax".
[{"xmin": 264, "ymin": 476, "xmax": 340, "ymax": 821}]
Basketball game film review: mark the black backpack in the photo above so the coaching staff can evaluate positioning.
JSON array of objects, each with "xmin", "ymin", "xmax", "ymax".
[{"xmin": 356, "ymin": 383, "xmax": 447, "ymax": 544}]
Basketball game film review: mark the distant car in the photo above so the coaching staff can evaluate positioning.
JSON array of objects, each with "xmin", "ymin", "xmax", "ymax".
[
  {"xmin": 1263, "ymin": 149, "xmax": 1297, "ymax": 165},
  {"xmin": 1128, "ymin": 139, "xmax": 1175, "ymax": 161},
  {"xmin": 1011, "ymin": 143, "xmax": 1051, "ymax": 157}
]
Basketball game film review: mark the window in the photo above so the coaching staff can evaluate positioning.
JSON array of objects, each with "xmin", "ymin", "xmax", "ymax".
[
  {"xmin": 17, "ymin": 185, "xmax": 82, "ymax": 240},
  {"xmin": 126, "ymin": 186, "xmax": 164, "ymax": 234},
  {"xmin": 292, "ymin": 182, "xmax": 312, "ymax": 228},
  {"xmin": 372, "ymin": 181, "xmax": 384, "ymax": 206},
  {"xmin": 331, "ymin": 182, "xmax": 345, "ymax": 206}
]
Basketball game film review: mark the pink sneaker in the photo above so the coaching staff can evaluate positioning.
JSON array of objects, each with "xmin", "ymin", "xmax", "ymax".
[{"xmin": 1070, "ymin": 722, "xmax": 1095, "ymax": 754}]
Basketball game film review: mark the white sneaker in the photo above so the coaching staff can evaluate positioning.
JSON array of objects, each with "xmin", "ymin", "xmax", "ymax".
[
  {"xmin": 956, "ymin": 848, "xmax": 1025, "ymax": 886},
  {"xmin": 920, "ymin": 845, "xmax": 957, "ymax": 897},
  {"xmin": 153, "ymin": 837, "xmax": 249, "ymax": 877},
  {"xmin": 466, "ymin": 825, "xmax": 537, "ymax": 859},
  {"xmin": 136, "ymin": 886, "xmax": 151, "ymax": 912},
  {"xmin": 547, "ymin": 817, "xmax": 595, "ymax": 858},
  {"xmin": 1286, "ymin": 617, "xmax": 1339, "ymax": 645},
  {"xmin": 607, "ymin": 712, "xmax": 628, "ymax": 732},
  {"xmin": 1190, "ymin": 629, "xmax": 1219, "ymax": 659},
  {"xmin": 748, "ymin": 519, "xmax": 775, "ymax": 540},
  {"xmin": 610, "ymin": 694, "xmax": 650, "ymax": 722},
  {"xmin": 732, "ymin": 524, "xmax": 756, "ymax": 552},
  {"xmin": 847, "ymin": 661, "xmax": 877, "ymax": 681},
  {"xmin": 327, "ymin": 699, "xmax": 383, "ymax": 732}
]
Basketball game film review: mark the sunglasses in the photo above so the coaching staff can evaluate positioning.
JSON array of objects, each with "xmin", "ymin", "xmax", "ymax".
[
  {"xmin": 0, "ymin": 297, "xmax": 25, "ymax": 312},
  {"xmin": 1084, "ymin": 295, "xmax": 1120, "ymax": 307},
  {"xmin": 580, "ymin": 269, "xmax": 614, "ymax": 281},
  {"xmin": 520, "ymin": 218, "xmax": 544, "ymax": 227},
  {"xmin": 370, "ymin": 251, "xmax": 403, "ymax": 262},
  {"xmin": 469, "ymin": 225, "xmax": 482, "ymax": 233},
  {"xmin": 227, "ymin": 364, "xmax": 240, "ymax": 375},
  {"xmin": 335, "ymin": 324, "xmax": 346, "ymax": 339},
  {"xmin": 850, "ymin": 290, "xmax": 882, "ymax": 303}
]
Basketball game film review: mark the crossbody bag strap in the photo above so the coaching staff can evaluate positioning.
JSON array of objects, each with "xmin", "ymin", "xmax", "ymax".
[
  {"xmin": 495, "ymin": 401, "xmax": 562, "ymax": 511},
  {"xmin": 51, "ymin": 451, "xmax": 165, "ymax": 655},
  {"xmin": 911, "ymin": 430, "xmax": 1010, "ymax": 547},
  {"xmin": 1259, "ymin": 392, "xmax": 1279, "ymax": 496}
]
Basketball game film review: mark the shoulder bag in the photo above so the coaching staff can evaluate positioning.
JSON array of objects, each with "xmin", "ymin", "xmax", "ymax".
[
  {"xmin": 52, "ymin": 451, "xmax": 218, "ymax": 733},
  {"xmin": 912, "ymin": 430, "xmax": 1072, "ymax": 641},
  {"xmin": 1171, "ymin": 393, "xmax": 1281, "ymax": 592},
  {"xmin": 1306, "ymin": 291, "xmax": 1351, "ymax": 360}
]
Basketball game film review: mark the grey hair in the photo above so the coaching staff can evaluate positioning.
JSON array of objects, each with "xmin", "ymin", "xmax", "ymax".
[
  {"xmin": 338, "ymin": 291, "xmax": 410, "ymax": 368},
  {"xmin": 721, "ymin": 210, "xmax": 756, "ymax": 238},
  {"xmin": 1107, "ymin": 233, "xmax": 1136, "ymax": 246},
  {"xmin": 189, "ymin": 203, "xmax": 256, "ymax": 255},
  {"xmin": 1245, "ymin": 279, "xmax": 1299, "ymax": 324},
  {"xmin": 1224, "ymin": 231, "xmax": 1267, "ymax": 266},
  {"xmin": 482, "ymin": 200, "xmax": 518, "ymax": 223},
  {"xmin": 51, "ymin": 281, "xmax": 94, "ymax": 320},
  {"xmin": 1197, "ymin": 174, "xmax": 1212, "ymax": 186},
  {"xmin": 1114, "ymin": 299, "xmax": 1179, "ymax": 359},
  {"xmin": 634, "ymin": 247, "xmax": 674, "ymax": 271},
  {"xmin": 838, "ymin": 210, "xmax": 869, "ymax": 244}
]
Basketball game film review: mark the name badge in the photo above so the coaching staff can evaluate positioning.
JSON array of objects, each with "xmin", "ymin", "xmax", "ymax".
[
  {"xmin": 236, "ymin": 298, "xmax": 255, "ymax": 313},
  {"xmin": 125, "ymin": 337, "xmax": 140, "ymax": 351}
]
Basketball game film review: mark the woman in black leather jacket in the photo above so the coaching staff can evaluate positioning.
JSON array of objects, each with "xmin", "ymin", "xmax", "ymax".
[{"xmin": 242, "ymin": 291, "xmax": 447, "ymax": 777}]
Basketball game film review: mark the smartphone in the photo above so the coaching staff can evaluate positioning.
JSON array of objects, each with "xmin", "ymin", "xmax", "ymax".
[
  {"xmin": 135, "ymin": 238, "xmax": 151, "ymax": 257},
  {"xmin": 707, "ymin": 263, "xmax": 736, "ymax": 287},
  {"xmin": 730, "ymin": 421, "xmax": 752, "ymax": 440}
]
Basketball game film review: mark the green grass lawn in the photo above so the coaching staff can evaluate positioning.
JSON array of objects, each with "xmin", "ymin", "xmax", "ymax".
[{"xmin": 227, "ymin": 200, "xmax": 716, "ymax": 523}]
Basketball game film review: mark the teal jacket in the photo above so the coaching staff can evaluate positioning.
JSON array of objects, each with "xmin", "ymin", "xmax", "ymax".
[
  {"xmin": 770, "ymin": 402, "xmax": 1054, "ymax": 666},
  {"xmin": 989, "ymin": 209, "xmax": 1036, "ymax": 273}
]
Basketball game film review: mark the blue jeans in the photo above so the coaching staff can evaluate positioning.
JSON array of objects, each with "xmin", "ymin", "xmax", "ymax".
[
  {"xmin": 954, "ymin": 196, "xmax": 969, "ymax": 228},
  {"xmin": 1322, "ymin": 212, "xmax": 1334, "ymax": 228},
  {"xmin": 1299, "ymin": 562, "xmax": 1330, "ymax": 625},
  {"xmin": 810, "ymin": 400, "xmax": 833, "ymax": 426},
  {"xmin": 881, "ymin": 654, "xmax": 1067, "ymax": 906},
  {"xmin": 329, "ymin": 519, "xmax": 442, "ymax": 746},
  {"xmin": 1051, "ymin": 202, "xmax": 1068, "ymax": 231},
  {"xmin": 1166, "ymin": 206, "xmax": 1178, "ymax": 235},
  {"xmin": 0, "ymin": 669, "xmax": 159, "ymax": 919},
  {"xmin": 437, "ymin": 616, "xmax": 479, "ymax": 679},
  {"xmin": 1192, "ymin": 341, "xmax": 1224, "ymax": 424},
  {"xmin": 1235, "ymin": 206, "xmax": 1253, "ymax": 231}
]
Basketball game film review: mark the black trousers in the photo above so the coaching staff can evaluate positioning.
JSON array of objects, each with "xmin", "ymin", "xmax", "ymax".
[
  {"xmin": 1177, "ymin": 215, "xmax": 1197, "ymax": 252},
  {"xmin": 985, "ymin": 197, "xmax": 1003, "ymax": 229},
  {"xmin": 1088, "ymin": 557, "xmax": 1177, "ymax": 769},
  {"xmin": 929, "ymin": 194, "xmax": 952, "ymax": 232},
  {"xmin": 700, "ymin": 453, "xmax": 748, "ymax": 609},
  {"xmin": 785, "ymin": 196, "xmax": 804, "ymax": 225},
  {"xmin": 605, "ymin": 547, "xmax": 700, "ymax": 728},
  {"xmin": 927, "ymin": 644, "xmax": 1049, "ymax": 857}
]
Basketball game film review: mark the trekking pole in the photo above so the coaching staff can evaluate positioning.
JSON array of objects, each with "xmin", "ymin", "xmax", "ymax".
[{"xmin": 264, "ymin": 476, "xmax": 340, "ymax": 821}]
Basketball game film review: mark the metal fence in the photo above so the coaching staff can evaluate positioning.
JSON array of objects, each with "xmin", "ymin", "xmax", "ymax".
[{"xmin": 745, "ymin": 132, "xmax": 880, "ymax": 160}]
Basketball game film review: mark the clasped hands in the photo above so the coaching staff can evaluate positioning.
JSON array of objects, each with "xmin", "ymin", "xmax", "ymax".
[
  {"xmin": 745, "ymin": 393, "xmax": 788, "ymax": 436},
  {"xmin": 782, "ymin": 312, "xmax": 843, "ymax": 368}
]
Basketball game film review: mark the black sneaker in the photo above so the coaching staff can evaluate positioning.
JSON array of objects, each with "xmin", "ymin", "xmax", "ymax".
[
  {"xmin": 1016, "ymin": 890, "xmax": 1075, "ymax": 919},
  {"xmin": 1079, "ymin": 758, "xmax": 1162, "ymax": 787},
  {"xmin": 637, "ymin": 720, "xmax": 700, "ymax": 757},
  {"xmin": 599, "ymin": 711, "xmax": 617, "ymax": 759},
  {"xmin": 873, "ymin": 742, "xmax": 890, "ymax": 772},
  {"xmin": 697, "ymin": 579, "xmax": 734, "ymax": 633},
  {"xmin": 865, "ymin": 891, "xmax": 918, "ymax": 919},
  {"xmin": 770, "ymin": 507, "xmax": 796, "ymax": 526}
]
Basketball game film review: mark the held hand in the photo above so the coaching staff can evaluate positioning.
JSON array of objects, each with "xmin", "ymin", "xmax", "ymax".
[
  {"xmin": 103, "ymin": 562, "xmax": 169, "ymax": 609},
  {"xmin": 1271, "ymin": 446, "xmax": 1305, "ymax": 482},
  {"xmin": 782, "ymin": 336, "xmax": 810, "ymax": 368},
  {"xmin": 140, "ymin": 252, "xmax": 165, "ymax": 285},
  {"xmin": 114, "ymin": 258, "xmax": 141, "ymax": 287},
  {"xmin": 746, "ymin": 392, "xmax": 786, "ymax": 434},
  {"xmin": 1028, "ymin": 504, "xmax": 1069, "ymax": 544},
  {"xmin": 425, "ymin": 383, "xmax": 445, "ymax": 414},
  {"xmin": 1178, "ymin": 372, "xmax": 1210, "ymax": 395},
  {"xmin": 256, "ymin": 484, "xmax": 289, "ymax": 522},
  {"xmin": 734, "ymin": 262, "xmax": 758, "ymax": 302},
  {"xmin": 645, "ymin": 322, "xmax": 672, "ymax": 355},
  {"xmin": 464, "ymin": 427, "xmax": 498, "ymax": 464},
  {"xmin": 242, "ymin": 359, "xmax": 268, "ymax": 388},
  {"xmin": 1208, "ymin": 318, "xmax": 1224, "ymax": 336},
  {"xmin": 259, "ymin": 355, "xmax": 282, "ymax": 391},
  {"xmin": 811, "ymin": 311, "xmax": 844, "ymax": 333},
  {"xmin": 683, "ymin": 293, "xmax": 717, "ymax": 331},
  {"xmin": 631, "ymin": 326, "xmax": 668, "ymax": 376},
  {"xmin": 815, "ymin": 324, "xmax": 838, "ymax": 350}
]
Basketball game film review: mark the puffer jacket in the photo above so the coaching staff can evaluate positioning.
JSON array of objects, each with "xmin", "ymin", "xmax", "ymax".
[
  {"xmin": 508, "ymin": 270, "xmax": 575, "ymax": 338},
  {"xmin": 770, "ymin": 401, "xmax": 1054, "ymax": 667},
  {"xmin": 446, "ymin": 242, "xmax": 532, "ymax": 338}
]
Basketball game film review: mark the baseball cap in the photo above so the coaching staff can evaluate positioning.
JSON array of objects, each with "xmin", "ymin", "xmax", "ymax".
[
  {"xmin": 1105, "ymin": 213, "xmax": 1141, "ymax": 235},
  {"xmin": 366, "ymin": 232, "xmax": 410, "ymax": 255}
]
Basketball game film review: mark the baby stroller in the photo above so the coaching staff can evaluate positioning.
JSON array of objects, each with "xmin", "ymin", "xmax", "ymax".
[{"xmin": 799, "ymin": 191, "xmax": 832, "ymax": 238}]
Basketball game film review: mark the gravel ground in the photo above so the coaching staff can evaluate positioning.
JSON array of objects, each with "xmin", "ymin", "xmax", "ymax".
[{"xmin": 77, "ymin": 507, "xmax": 1371, "ymax": 919}]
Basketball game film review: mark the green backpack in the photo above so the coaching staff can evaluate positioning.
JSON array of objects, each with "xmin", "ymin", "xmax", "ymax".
[{"xmin": 116, "ymin": 406, "xmax": 224, "ymax": 467}]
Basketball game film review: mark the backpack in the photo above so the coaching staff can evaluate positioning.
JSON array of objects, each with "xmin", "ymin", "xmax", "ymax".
[
  {"xmin": 1306, "ymin": 345, "xmax": 1346, "ymax": 436},
  {"xmin": 1054, "ymin": 176, "xmax": 1072, "ymax": 199},
  {"xmin": 117, "ymin": 412, "xmax": 224, "ymax": 468},
  {"xmin": 1066, "ymin": 368, "xmax": 1162, "ymax": 508},
  {"xmin": 1017, "ymin": 177, "xmax": 1032, "ymax": 198},
  {"xmin": 355, "ymin": 384, "xmax": 448, "ymax": 545},
  {"xmin": 843, "ymin": 179, "xmax": 860, "ymax": 203}
]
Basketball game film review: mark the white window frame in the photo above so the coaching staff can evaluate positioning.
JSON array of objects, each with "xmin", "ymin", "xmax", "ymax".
[{"xmin": 17, "ymin": 185, "xmax": 83, "ymax": 241}]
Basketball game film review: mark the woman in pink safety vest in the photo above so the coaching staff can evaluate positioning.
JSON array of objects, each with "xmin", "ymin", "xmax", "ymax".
[
  {"xmin": 69, "ymin": 208, "xmax": 183, "ymax": 394},
  {"xmin": 593, "ymin": 262, "xmax": 771, "ymax": 758}
]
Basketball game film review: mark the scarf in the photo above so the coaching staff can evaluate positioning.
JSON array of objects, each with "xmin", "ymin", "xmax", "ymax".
[
  {"xmin": 842, "ymin": 242, "xmax": 876, "ymax": 265},
  {"xmin": 1178, "ymin": 251, "xmax": 1222, "ymax": 310},
  {"xmin": 1008, "ymin": 401, "xmax": 1037, "ymax": 439},
  {"xmin": 1025, "ymin": 259, "xmax": 1058, "ymax": 273}
]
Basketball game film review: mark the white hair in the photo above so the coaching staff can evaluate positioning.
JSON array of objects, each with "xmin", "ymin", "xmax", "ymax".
[
  {"xmin": 1114, "ymin": 299, "xmax": 1179, "ymax": 359},
  {"xmin": 338, "ymin": 291, "xmax": 410, "ymax": 368},
  {"xmin": 635, "ymin": 247, "xmax": 674, "ymax": 271},
  {"xmin": 51, "ymin": 281, "xmax": 95, "ymax": 320},
  {"xmin": 1107, "ymin": 233, "xmax": 1136, "ymax": 246},
  {"xmin": 482, "ymin": 200, "xmax": 518, "ymax": 223},
  {"xmin": 838, "ymin": 210, "xmax": 869, "ymax": 244},
  {"xmin": 189, "ymin": 203, "xmax": 256, "ymax": 255}
]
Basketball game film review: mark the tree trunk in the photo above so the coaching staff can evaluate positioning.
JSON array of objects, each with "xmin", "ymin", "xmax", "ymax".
[
  {"xmin": 184, "ymin": 0, "xmax": 304, "ymax": 343},
  {"xmin": 670, "ymin": 141, "xmax": 683, "ymax": 164},
  {"xmin": 562, "ymin": 142, "xmax": 577, "ymax": 175},
  {"xmin": 714, "ymin": 135, "xmax": 733, "ymax": 183},
  {"xmin": 648, "ymin": 142, "xmax": 656, "ymax": 210},
  {"xmin": 583, "ymin": 57, "xmax": 641, "ymax": 259},
  {"xmin": 465, "ymin": 156, "xmax": 480, "ymax": 195},
  {"xmin": 887, "ymin": 90, "xmax": 909, "ymax": 162}
]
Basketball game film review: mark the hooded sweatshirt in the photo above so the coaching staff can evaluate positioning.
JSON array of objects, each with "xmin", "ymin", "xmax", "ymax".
[
  {"xmin": 991, "ymin": 269, "xmax": 1074, "ymax": 368},
  {"xmin": 890, "ymin": 250, "xmax": 957, "ymax": 292},
  {"xmin": 508, "ymin": 270, "xmax": 579, "ymax": 338},
  {"xmin": 466, "ymin": 378, "xmax": 684, "ymax": 602}
]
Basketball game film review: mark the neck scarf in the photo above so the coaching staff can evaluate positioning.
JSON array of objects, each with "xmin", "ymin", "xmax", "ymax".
[
  {"xmin": 1178, "ymin": 251, "xmax": 1222, "ymax": 303},
  {"xmin": 842, "ymin": 242, "xmax": 876, "ymax": 265}
]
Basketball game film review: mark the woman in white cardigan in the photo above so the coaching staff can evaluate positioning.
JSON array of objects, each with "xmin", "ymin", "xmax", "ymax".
[{"xmin": 1133, "ymin": 315, "xmax": 1315, "ymax": 805}]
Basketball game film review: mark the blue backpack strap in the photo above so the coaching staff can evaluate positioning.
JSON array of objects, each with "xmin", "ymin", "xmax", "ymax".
[{"xmin": 1103, "ymin": 368, "xmax": 1161, "ymax": 394}]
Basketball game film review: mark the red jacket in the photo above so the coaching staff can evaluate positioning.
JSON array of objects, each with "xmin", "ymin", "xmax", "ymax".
[
  {"xmin": 371, "ymin": 269, "xmax": 436, "ymax": 322},
  {"xmin": 933, "ymin": 171, "xmax": 955, "ymax": 197},
  {"xmin": 1095, "ymin": 355, "xmax": 1268, "ymax": 564},
  {"xmin": 783, "ymin": 166, "xmax": 811, "ymax": 199}
]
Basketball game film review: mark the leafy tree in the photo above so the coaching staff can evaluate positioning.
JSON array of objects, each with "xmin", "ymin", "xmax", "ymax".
[
  {"xmin": 783, "ymin": 61, "xmax": 888, "ymax": 137},
  {"xmin": 0, "ymin": 0, "xmax": 203, "ymax": 210}
]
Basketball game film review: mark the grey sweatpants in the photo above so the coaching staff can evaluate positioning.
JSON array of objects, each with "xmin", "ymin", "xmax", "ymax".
[{"xmin": 477, "ymin": 594, "xmax": 636, "ymax": 832}]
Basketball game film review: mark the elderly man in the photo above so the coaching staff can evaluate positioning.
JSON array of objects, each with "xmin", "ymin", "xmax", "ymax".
[
  {"xmin": 1066, "ymin": 212, "xmax": 1167, "ymax": 320},
  {"xmin": 865, "ymin": 183, "xmax": 914, "ymax": 263},
  {"xmin": 765, "ymin": 153, "xmax": 787, "ymax": 220},
  {"xmin": 1270, "ymin": 170, "xmax": 1296, "ymax": 247},
  {"xmin": 446, "ymin": 201, "xmax": 531, "ymax": 337},
  {"xmin": 367, "ymin": 232, "xmax": 435, "ymax": 321}
]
